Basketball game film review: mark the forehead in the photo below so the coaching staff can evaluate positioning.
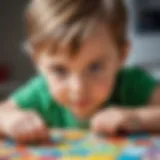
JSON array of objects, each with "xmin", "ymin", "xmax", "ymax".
[{"xmin": 38, "ymin": 25, "xmax": 118, "ymax": 66}]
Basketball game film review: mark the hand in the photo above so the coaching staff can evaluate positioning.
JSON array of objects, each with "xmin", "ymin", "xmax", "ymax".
[
  {"xmin": 91, "ymin": 107, "xmax": 134, "ymax": 135},
  {"xmin": 0, "ymin": 107, "xmax": 49, "ymax": 143}
]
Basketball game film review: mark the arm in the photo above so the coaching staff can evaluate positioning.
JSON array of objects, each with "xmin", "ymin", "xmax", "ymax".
[
  {"xmin": 0, "ymin": 99, "xmax": 18, "ymax": 136},
  {"xmin": 0, "ymin": 77, "xmax": 49, "ymax": 143},
  {"xmin": 0, "ymin": 99, "xmax": 49, "ymax": 142},
  {"xmin": 118, "ymin": 68, "xmax": 160, "ymax": 133},
  {"xmin": 0, "ymin": 99, "xmax": 18, "ymax": 109},
  {"xmin": 123, "ymin": 86, "xmax": 160, "ymax": 133},
  {"xmin": 92, "ymin": 69, "xmax": 160, "ymax": 134}
]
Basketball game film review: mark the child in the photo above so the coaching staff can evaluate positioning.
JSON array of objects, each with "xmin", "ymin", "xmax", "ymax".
[{"xmin": 0, "ymin": 0, "xmax": 160, "ymax": 143}]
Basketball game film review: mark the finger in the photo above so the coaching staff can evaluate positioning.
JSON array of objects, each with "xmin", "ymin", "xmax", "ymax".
[
  {"xmin": 15, "ymin": 134, "xmax": 31, "ymax": 144},
  {"xmin": 12, "ymin": 126, "xmax": 29, "ymax": 143},
  {"xmin": 36, "ymin": 127, "xmax": 50, "ymax": 142},
  {"xmin": 22, "ymin": 122, "xmax": 39, "ymax": 143},
  {"xmin": 91, "ymin": 114, "xmax": 117, "ymax": 135},
  {"xmin": 29, "ymin": 116, "xmax": 49, "ymax": 142},
  {"xmin": 30, "ymin": 113, "xmax": 45, "ymax": 129},
  {"xmin": 13, "ymin": 121, "xmax": 36, "ymax": 143},
  {"xmin": 9, "ymin": 112, "xmax": 47, "ymax": 143},
  {"xmin": 103, "ymin": 119, "xmax": 123, "ymax": 135},
  {"xmin": 91, "ymin": 116, "xmax": 105, "ymax": 133},
  {"xmin": 103, "ymin": 126, "xmax": 117, "ymax": 135},
  {"xmin": 12, "ymin": 116, "xmax": 40, "ymax": 143}
]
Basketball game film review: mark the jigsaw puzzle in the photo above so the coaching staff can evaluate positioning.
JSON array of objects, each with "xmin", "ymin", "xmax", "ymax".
[{"xmin": 0, "ymin": 129, "xmax": 159, "ymax": 160}]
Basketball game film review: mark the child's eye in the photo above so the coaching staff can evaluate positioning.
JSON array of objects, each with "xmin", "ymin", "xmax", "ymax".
[
  {"xmin": 53, "ymin": 66, "xmax": 68, "ymax": 77},
  {"xmin": 89, "ymin": 62, "xmax": 103, "ymax": 74}
]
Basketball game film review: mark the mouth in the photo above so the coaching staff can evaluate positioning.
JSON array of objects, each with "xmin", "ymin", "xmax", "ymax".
[
  {"xmin": 70, "ymin": 99, "xmax": 95, "ymax": 119},
  {"xmin": 73, "ymin": 99, "xmax": 91, "ymax": 107}
]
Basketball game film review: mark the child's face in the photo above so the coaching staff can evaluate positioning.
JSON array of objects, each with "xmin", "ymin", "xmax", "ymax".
[{"xmin": 36, "ymin": 25, "xmax": 128, "ymax": 120}]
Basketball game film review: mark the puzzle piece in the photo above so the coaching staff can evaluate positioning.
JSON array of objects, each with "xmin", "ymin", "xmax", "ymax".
[
  {"xmin": 143, "ymin": 147, "xmax": 160, "ymax": 160},
  {"xmin": 68, "ymin": 147, "xmax": 90, "ymax": 157},
  {"xmin": 87, "ymin": 155, "xmax": 115, "ymax": 160},
  {"xmin": 1, "ymin": 129, "xmax": 160, "ymax": 159},
  {"xmin": 60, "ymin": 156, "xmax": 84, "ymax": 160},
  {"xmin": 118, "ymin": 145, "xmax": 147, "ymax": 160},
  {"xmin": 63, "ymin": 130, "xmax": 87, "ymax": 142},
  {"xmin": 129, "ymin": 133, "xmax": 150, "ymax": 142},
  {"xmin": 151, "ymin": 136, "xmax": 160, "ymax": 147},
  {"xmin": 29, "ymin": 148, "xmax": 63, "ymax": 157}
]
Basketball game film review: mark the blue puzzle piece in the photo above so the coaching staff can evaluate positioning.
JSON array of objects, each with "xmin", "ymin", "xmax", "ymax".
[
  {"xmin": 68, "ymin": 147, "xmax": 90, "ymax": 156},
  {"xmin": 118, "ymin": 145, "xmax": 147, "ymax": 160},
  {"xmin": 30, "ymin": 148, "xmax": 63, "ymax": 157},
  {"xmin": 152, "ymin": 137, "xmax": 160, "ymax": 147},
  {"xmin": 4, "ymin": 139, "xmax": 16, "ymax": 147},
  {"xmin": 94, "ymin": 144, "xmax": 119, "ymax": 154},
  {"xmin": 129, "ymin": 133, "xmax": 149, "ymax": 141},
  {"xmin": 118, "ymin": 154, "xmax": 141, "ymax": 160},
  {"xmin": 129, "ymin": 133, "xmax": 153, "ymax": 148},
  {"xmin": 10, "ymin": 153, "xmax": 22, "ymax": 159},
  {"xmin": 143, "ymin": 147, "xmax": 160, "ymax": 159}
]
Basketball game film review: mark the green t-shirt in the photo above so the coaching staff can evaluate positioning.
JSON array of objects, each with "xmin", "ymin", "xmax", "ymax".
[{"xmin": 11, "ymin": 67, "xmax": 158, "ymax": 128}]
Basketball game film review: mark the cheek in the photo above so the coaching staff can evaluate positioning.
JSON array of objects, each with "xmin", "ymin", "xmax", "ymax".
[
  {"xmin": 91, "ymin": 74, "xmax": 117, "ymax": 101},
  {"xmin": 94, "ymin": 80, "xmax": 113, "ymax": 97},
  {"xmin": 47, "ymin": 77, "xmax": 69, "ymax": 105}
]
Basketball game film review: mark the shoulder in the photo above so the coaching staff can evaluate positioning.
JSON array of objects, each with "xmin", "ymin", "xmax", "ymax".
[
  {"xmin": 116, "ymin": 67, "xmax": 146, "ymax": 90},
  {"xmin": 26, "ymin": 75, "xmax": 46, "ymax": 87},
  {"xmin": 119, "ymin": 67, "xmax": 148, "ymax": 78},
  {"xmin": 119, "ymin": 67, "xmax": 157, "ymax": 87},
  {"xmin": 19, "ymin": 75, "xmax": 48, "ymax": 93},
  {"xmin": 111, "ymin": 67, "xmax": 158, "ymax": 105},
  {"xmin": 11, "ymin": 75, "xmax": 48, "ymax": 103}
]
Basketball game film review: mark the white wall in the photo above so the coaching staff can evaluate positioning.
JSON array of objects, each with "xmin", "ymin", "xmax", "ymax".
[
  {"xmin": 0, "ymin": 0, "xmax": 35, "ymax": 99},
  {"xmin": 1, "ymin": 0, "xmax": 160, "ymax": 81},
  {"xmin": 126, "ymin": 0, "xmax": 160, "ymax": 68},
  {"xmin": 0, "ymin": 0, "xmax": 35, "ymax": 82},
  {"xmin": 0, "ymin": 0, "xmax": 160, "ymax": 99}
]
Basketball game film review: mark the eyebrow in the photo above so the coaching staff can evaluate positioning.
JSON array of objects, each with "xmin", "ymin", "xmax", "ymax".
[
  {"xmin": 46, "ymin": 54, "xmax": 108, "ymax": 69},
  {"xmin": 47, "ymin": 63, "xmax": 68, "ymax": 70},
  {"xmin": 88, "ymin": 55, "xmax": 108, "ymax": 64}
]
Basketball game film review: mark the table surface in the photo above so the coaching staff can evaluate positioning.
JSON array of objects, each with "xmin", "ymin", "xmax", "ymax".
[{"xmin": 0, "ymin": 129, "xmax": 160, "ymax": 160}]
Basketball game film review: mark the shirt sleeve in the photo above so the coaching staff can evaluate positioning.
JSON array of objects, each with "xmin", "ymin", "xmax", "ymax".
[
  {"xmin": 11, "ymin": 76, "xmax": 44, "ymax": 110},
  {"xmin": 119, "ymin": 67, "xmax": 159, "ymax": 106}
]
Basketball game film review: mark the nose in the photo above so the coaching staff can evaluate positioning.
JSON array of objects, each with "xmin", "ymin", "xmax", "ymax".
[{"xmin": 69, "ymin": 74, "xmax": 86, "ymax": 96}]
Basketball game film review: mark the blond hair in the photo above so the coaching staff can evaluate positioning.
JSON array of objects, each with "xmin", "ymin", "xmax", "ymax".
[{"xmin": 25, "ymin": 0, "xmax": 128, "ymax": 55}]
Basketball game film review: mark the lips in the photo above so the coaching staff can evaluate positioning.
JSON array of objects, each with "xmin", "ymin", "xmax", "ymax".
[{"xmin": 72, "ymin": 99, "xmax": 91, "ymax": 107}]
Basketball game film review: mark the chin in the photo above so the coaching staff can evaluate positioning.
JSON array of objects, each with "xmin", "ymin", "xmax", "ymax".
[
  {"xmin": 71, "ymin": 103, "xmax": 100, "ymax": 120},
  {"xmin": 72, "ymin": 110, "xmax": 92, "ymax": 120},
  {"xmin": 75, "ymin": 114, "xmax": 89, "ymax": 121}
]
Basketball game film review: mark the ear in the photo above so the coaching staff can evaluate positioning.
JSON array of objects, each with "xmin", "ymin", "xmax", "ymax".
[
  {"xmin": 120, "ymin": 40, "xmax": 131, "ymax": 66},
  {"xmin": 30, "ymin": 49, "xmax": 43, "ymax": 65},
  {"xmin": 32, "ymin": 53, "xmax": 39, "ymax": 64}
]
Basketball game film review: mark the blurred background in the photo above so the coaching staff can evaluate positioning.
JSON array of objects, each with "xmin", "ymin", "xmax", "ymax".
[{"xmin": 0, "ymin": 0, "xmax": 160, "ymax": 100}]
